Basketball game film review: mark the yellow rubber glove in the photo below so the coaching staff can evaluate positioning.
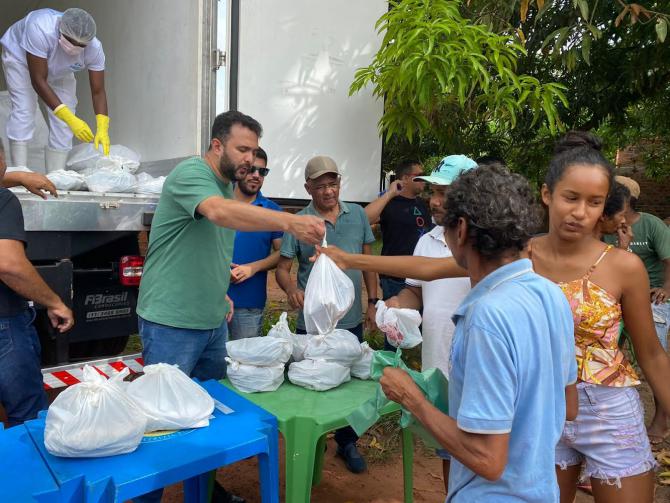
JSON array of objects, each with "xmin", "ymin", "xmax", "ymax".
[
  {"xmin": 94, "ymin": 114, "xmax": 110, "ymax": 156},
  {"xmin": 53, "ymin": 104, "xmax": 94, "ymax": 143}
]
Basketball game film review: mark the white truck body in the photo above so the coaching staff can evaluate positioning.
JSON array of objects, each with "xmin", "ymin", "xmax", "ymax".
[{"xmin": 1, "ymin": 0, "xmax": 385, "ymax": 203}]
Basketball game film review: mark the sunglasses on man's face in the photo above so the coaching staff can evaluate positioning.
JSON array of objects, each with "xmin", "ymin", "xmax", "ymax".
[{"xmin": 248, "ymin": 166, "xmax": 270, "ymax": 177}]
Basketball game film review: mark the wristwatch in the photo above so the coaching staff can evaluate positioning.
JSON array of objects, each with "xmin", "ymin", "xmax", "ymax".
[{"xmin": 368, "ymin": 297, "xmax": 380, "ymax": 305}]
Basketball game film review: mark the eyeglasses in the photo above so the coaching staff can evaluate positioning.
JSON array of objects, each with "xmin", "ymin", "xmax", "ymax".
[
  {"xmin": 248, "ymin": 166, "xmax": 270, "ymax": 177},
  {"xmin": 311, "ymin": 181, "xmax": 340, "ymax": 192}
]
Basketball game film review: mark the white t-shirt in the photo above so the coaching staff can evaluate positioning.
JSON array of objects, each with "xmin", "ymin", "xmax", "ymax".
[
  {"xmin": 406, "ymin": 225, "xmax": 470, "ymax": 378},
  {"xmin": 1, "ymin": 9, "xmax": 105, "ymax": 80}
]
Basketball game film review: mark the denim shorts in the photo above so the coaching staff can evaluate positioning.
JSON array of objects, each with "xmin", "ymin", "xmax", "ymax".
[
  {"xmin": 652, "ymin": 301, "xmax": 670, "ymax": 351},
  {"xmin": 556, "ymin": 383, "xmax": 656, "ymax": 486}
]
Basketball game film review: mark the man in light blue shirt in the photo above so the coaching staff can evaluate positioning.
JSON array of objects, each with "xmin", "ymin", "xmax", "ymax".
[{"xmin": 378, "ymin": 165, "xmax": 577, "ymax": 502}]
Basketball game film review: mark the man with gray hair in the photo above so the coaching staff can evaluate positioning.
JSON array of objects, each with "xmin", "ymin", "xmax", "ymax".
[
  {"xmin": 276, "ymin": 155, "xmax": 378, "ymax": 474},
  {"xmin": 0, "ymin": 137, "xmax": 74, "ymax": 425}
]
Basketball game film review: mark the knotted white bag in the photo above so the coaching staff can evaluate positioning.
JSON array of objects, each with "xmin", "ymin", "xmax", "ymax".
[
  {"xmin": 303, "ymin": 240, "xmax": 355, "ymax": 335},
  {"xmin": 288, "ymin": 359, "xmax": 350, "ymax": 391},
  {"xmin": 226, "ymin": 358, "xmax": 285, "ymax": 393},
  {"xmin": 303, "ymin": 329, "xmax": 362, "ymax": 366},
  {"xmin": 226, "ymin": 336, "xmax": 292, "ymax": 366},
  {"xmin": 84, "ymin": 167, "xmax": 137, "ymax": 193},
  {"xmin": 375, "ymin": 300, "xmax": 423, "ymax": 349},
  {"xmin": 267, "ymin": 312, "xmax": 310, "ymax": 361},
  {"xmin": 351, "ymin": 342, "xmax": 374, "ymax": 379},
  {"xmin": 44, "ymin": 366, "xmax": 146, "ymax": 458},
  {"xmin": 126, "ymin": 363, "xmax": 214, "ymax": 432},
  {"xmin": 46, "ymin": 169, "xmax": 86, "ymax": 191}
]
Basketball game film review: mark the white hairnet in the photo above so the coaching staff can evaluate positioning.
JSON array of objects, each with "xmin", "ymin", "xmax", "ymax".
[{"xmin": 59, "ymin": 8, "xmax": 97, "ymax": 44}]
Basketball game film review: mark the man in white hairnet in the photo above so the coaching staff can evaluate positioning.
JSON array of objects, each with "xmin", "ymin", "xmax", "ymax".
[{"xmin": 1, "ymin": 8, "xmax": 110, "ymax": 172}]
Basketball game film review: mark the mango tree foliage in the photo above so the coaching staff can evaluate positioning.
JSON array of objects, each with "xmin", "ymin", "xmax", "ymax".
[{"xmin": 349, "ymin": 0, "xmax": 568, "ymax": 147}]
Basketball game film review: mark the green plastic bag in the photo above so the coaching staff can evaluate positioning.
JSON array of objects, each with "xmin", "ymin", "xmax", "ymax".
[{"xmin": 346, "ymin": 349, "xmax": 449, "ymax": 448}]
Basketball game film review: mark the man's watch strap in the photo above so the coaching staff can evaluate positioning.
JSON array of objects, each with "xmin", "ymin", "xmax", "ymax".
[{"xmin": 368, "ymin": 297, "xmax": 380, "ymax": 305}]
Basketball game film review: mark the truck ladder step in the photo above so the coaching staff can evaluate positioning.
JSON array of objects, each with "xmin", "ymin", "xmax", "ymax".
[{"xmin": 41, "ymin": 353, "xmax": 144, "ymax": 390}]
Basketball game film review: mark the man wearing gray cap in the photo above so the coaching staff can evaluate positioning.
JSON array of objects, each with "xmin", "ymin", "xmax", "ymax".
[{"xmin": 276, "ymin": 155, "xmax": 378, "ymax": 473}]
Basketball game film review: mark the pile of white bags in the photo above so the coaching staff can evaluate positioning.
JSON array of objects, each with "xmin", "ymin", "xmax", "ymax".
[
  {"xmin": 126, "ymin": 363, "xmax": 214, "ymax": 432},
  {"xmin": 225, "ymin": 335, "xmax": 292, "ymax": 393},
  {"xmin": 287, "ymin": 359, "xmax": 351, "ymax": 391},
  {"xmin": 375, "ymin": 300, "xmax": 423, "ymax": 349},
  {"xmin": 286, "ymin": 242, "xmax": 370, "ymax": 390},
  {"xmin": 65, "ymin": 144, "xmax": 141, "ymax": 193},
  {"xmin": 44, "ymin": 366, "xmax": 147, "ymax": 458}
]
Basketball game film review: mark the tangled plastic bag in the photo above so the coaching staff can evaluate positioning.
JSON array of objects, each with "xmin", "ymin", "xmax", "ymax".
[
  {"xmin": 288, "ymin": 359, "xmax": 350, "ymax": 391},
  {"xmin": 226, "ymin": 336, "xmax": 292, "ymax": 366},
  {"xmin": 303, "ymin": 239, "xmax": 355, "ymax": 335},
  {"xmin": 44, "ymin": 365, "xmax": 147, "ymax": 458},
  {"xmin": 46, "ymin": 169, "xmax": 86, "ymax": 191},
  {"xmin": 351, "ymin": 342, "xmax": 374, "ymax": 379},
  {"xmin": 126, "ymin": 363, "xmax": 214, "ymax": 432},
  {"xmin": 303, "ymin": 329, "xmax": 362, "ymax": 366},
  {"xmin": 226, "ymin": 358, "xmax": 285, "ymax": 393},
  {"xmin": 67, "ymin": 144, "xmax": 141, "ymax": 174},
  {"xmin": 375, "ymin": 300, "xmax": 423, "ymax": 349},
  {"xmin": 84, "ymin": 167, "xmax": 137, "ymax": 193}
]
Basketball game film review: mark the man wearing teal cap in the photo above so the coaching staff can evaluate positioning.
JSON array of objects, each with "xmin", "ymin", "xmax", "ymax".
[{"xmin": 385, "ymin": 153, "xmax": 476, "ymax": 496}]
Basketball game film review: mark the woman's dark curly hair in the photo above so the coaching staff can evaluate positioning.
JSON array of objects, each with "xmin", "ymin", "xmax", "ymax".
[
  {"xmin": 603, "ymin": 182, "xmax": 631, "ymax": 218},
  {"xmin": 444, "ymin": 165, "xmax": 542, "ymax": 259}
]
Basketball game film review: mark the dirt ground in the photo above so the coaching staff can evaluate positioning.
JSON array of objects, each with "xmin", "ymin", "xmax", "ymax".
[{"xmin": 162, "ymin": 271, "xmax": 670, "ymax": 503}]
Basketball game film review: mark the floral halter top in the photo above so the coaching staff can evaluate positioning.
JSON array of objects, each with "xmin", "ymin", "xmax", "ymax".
[{"xmin": 533, "ymin": 244, "xmax": 639, "ymax": 387}]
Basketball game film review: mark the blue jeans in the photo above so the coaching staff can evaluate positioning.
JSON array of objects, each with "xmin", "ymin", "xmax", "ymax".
[
  {"xmin": 136, "ymin": 317, "xmax": 229, "ymax": 503},
  {"xmin": 227, "ymin": 308, "xmax": 263, "ymax": 340},
  {"xmin": 139, "ymin": 316, "xmax": 229, "ymax": 381},
  {"xmin": 653, "ymin": 301, "xmax": 670, "ymax": 351},
  {"xmin": 380, "ymin": 276, "xmax": 406, "ymax": 301},
  {"xmin": 0, "ymin": 308, "xmax": 47, "ymax": 426}
]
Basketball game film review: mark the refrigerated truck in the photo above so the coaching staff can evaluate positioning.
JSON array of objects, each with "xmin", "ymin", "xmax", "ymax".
[{"xmin": 0, "ymin": 0, "xmax": 385, "ymax": 364}]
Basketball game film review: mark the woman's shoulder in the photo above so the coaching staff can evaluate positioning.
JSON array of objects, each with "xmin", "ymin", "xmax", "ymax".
[{"xmin": 604, "ymin": 245, "xmax": 646, "ymax": 275}]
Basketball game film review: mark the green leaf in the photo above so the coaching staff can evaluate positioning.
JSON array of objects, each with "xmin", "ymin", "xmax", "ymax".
[
  {"xmin": 656, "ymin": 18, "xmax": 668, "ymax": 43},
  {"xmin": 577, "ymin": 0, "xmax": 589, "ymax": 21},
  {"xmin": 582, "ymin": 35, "xmax": 591, "ymax": 65}
]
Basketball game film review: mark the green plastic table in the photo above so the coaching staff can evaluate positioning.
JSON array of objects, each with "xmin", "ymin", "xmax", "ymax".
[{"xmin": 222, "ymin": 378, "xmax": 414, "ymax": 503}]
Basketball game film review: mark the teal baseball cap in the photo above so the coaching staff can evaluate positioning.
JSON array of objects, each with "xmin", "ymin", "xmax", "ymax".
[{"xmin": 414, "ymin": 154, "xmax": 477, "ymax": 185}]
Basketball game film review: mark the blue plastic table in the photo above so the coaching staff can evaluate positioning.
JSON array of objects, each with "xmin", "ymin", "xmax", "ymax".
[
  {"xmin": 0, "ymin": 424, "xmax": 61, "ymax": 502},
  {"xmin": 24, "ymin": 380, "xmax": 279, "ymax": 503}
]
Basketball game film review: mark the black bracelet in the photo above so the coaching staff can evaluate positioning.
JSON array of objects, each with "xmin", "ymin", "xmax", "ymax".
[{"xmin": 368, "ymin": 298, "xmax": 380, "ymax": 305}]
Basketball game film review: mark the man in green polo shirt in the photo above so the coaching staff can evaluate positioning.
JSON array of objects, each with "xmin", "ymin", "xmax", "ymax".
[
  {"xmin": 135, "ymin": 111, "xmax": 324, "ymax": 503},
  {"xmin": 276, "ymin": 155, "xmax": 379, "ymax": 474}
]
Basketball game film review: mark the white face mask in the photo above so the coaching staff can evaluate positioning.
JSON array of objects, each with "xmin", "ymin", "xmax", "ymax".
[{"xmin": 58, "ymin": 34, "xmax": 85, "ymax": 57}]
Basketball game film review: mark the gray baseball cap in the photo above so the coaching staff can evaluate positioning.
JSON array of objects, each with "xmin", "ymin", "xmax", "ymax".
[{"xmin": 305, "ymin": 156, "xmax": 340, "ymax": 181}]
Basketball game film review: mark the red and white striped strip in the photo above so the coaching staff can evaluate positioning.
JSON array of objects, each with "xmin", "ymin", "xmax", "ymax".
[{"xmin": 42, "ymin": 353, "xmax": 144, "ymax": 390}]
